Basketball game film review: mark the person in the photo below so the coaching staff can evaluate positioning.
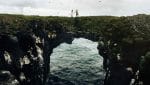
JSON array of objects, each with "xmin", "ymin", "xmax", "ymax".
[
  {"xmin": 71, "ymin": 10, "xmax": 73, "ymax": 17},
  {"xmin": 75, "ymin": 9, "xmax": 79, "ymax": 17}
]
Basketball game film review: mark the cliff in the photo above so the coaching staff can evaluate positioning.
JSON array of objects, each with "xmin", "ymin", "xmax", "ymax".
[{"xmin": 0, "ymin": 14, "xmax": 150, "ymax": 85}]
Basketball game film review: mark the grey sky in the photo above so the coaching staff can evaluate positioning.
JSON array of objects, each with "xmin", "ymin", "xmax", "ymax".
[{"xmin": 0, "ymin": 0, "xmax": 150, "ymax": 16}]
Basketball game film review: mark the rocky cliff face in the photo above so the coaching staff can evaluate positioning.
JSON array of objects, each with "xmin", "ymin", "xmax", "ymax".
[
  {"xmin": 0, "ymin": 14, "xmax": 150, "ymax": 85},
  {"xmin": 0, "ymin": 27, "xmax": 73, "ymax": 85},
  {"xmin": 97, "ymin": 38, "xmax": 150, "ymax": 85}
]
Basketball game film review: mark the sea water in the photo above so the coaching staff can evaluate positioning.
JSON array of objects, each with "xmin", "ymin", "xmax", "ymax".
[{"xmin": 50, "ymin": 38, "xmax": 105, "ymax": 85}]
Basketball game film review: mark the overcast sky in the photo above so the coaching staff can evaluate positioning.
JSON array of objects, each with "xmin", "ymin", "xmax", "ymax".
[{"xmin": 0, "ymin": 0, "xmax": 150, "ymax": 16}]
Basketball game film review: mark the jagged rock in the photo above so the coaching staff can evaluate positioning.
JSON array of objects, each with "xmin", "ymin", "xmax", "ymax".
[
  {"xmin": 0, "ymin": 14, "xmax": 150, "ymax": 85},
  {"xmin": 0, "ymin": 28, "xmax": 73, "ymax": 85}
]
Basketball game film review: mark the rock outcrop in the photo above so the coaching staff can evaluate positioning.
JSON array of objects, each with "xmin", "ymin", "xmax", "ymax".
[
  {"xmin": 0, "ymin": 27, "xmax": 73, "ymax": 85},
  {"xmin": 0, "ymin": 14, "xmax": 150, "ymax": 85}
]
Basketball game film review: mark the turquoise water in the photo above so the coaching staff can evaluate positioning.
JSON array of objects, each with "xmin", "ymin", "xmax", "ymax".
[{"xmin": 50, "ymin": 38, "xmax": 105, "ymax": 85}]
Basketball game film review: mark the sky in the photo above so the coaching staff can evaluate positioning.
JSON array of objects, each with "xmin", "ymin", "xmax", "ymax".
[{"xmin": 0, "ymin": 0, "xmax": 150, "ymax": 16}]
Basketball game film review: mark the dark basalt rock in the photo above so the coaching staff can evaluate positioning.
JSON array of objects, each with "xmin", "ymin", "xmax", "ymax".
[
  {"xmin": 1, "ymin": 14, "xmax": 150, "ymax": 85},
  {"xmin": 97, "ymin": 39, "xmax": 150, "ymax": 85},
  {"xmin": 1, "ymin": 29, "xmax": 150, "ymax": 85},
  {"xmin": 0, "ymin": 28, "xmax": 73, "ymax": 85},
  {"xmin": 0, "ymin": 71, "xmax": 19, "ymax": 85}
]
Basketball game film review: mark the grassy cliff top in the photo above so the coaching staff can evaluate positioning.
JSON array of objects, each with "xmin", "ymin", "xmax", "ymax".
[{"xmin": 0, "ymin": 14, "xmax": 150, "ymax": 42}]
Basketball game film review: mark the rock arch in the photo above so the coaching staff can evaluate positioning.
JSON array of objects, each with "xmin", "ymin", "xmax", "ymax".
[{"xmin": 0, "ymin": 26, "xmax": 150, "ymax": 85}]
